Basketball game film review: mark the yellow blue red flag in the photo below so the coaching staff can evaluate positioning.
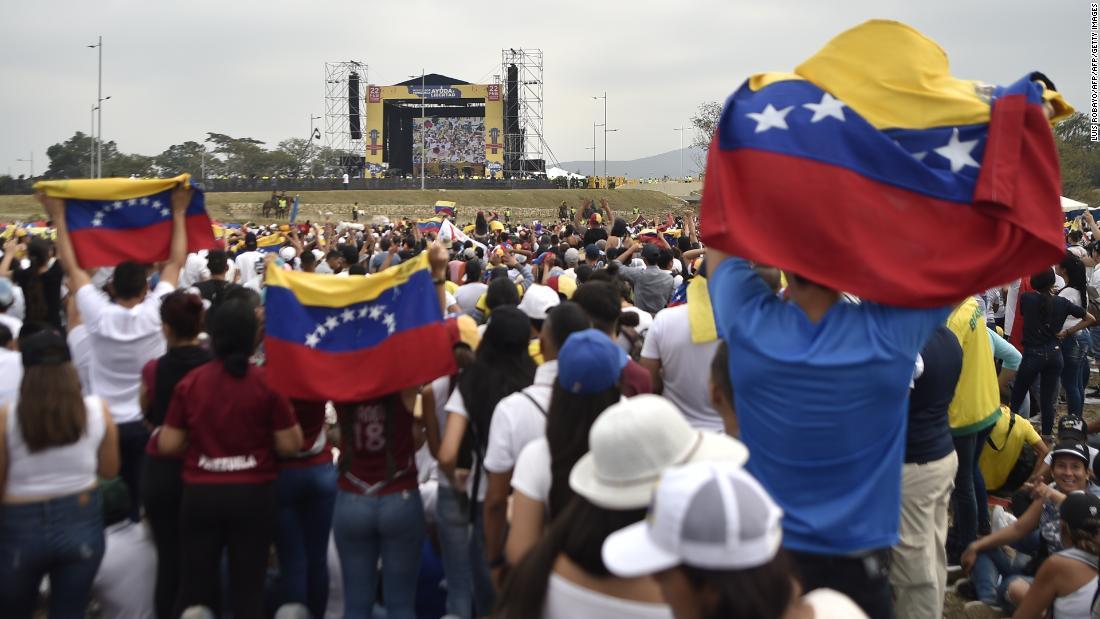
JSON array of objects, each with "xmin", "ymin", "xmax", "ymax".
[
  {"xmin": 263, "ymin": 253, "xmax": 457, "ymax": 401},
  {"xmin": 701, "ymin": 20, "xmax": 1071, "ymax": 307}
]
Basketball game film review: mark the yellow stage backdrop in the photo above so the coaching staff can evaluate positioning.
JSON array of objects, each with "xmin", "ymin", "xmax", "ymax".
[{"xmin": 365, "ymin": 83, "xmax": 504, "ymax": 178}]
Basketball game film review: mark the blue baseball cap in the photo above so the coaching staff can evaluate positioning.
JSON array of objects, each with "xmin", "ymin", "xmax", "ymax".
[{"xmin": 557, "ymin": 329, "xmax": 628, "ymax": 395}]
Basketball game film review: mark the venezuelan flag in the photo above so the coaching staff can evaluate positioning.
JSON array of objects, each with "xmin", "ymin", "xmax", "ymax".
[
  {"xmin": 434, "ymin": 200, "xmax": 456, "ymax": 217},
  {"xmin": 701, "ymin": 20, "xmax": 1071, "ymax": 307},
  {"xmin": 264, "ymin": 253, "xmax": 457, "ymax": 401},
  {"xmin": 35, "ymin": 174, "xmax": 215, "ymax": 268},
  {"xmin": 638, "ymin": 229, "xmax": 669, "ymax": 249},
  {"xmin": 417, "ymin": 218, "xmax": 443, "ymax": 234},
  {"xmin": 256, "ymin": 233, "xmax": 286, "ymax": 253}
]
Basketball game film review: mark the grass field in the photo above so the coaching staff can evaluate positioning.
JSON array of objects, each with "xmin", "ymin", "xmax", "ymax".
[{"xmin": 0, "ymin": 188, "xmax": 689, "ymax": 224}]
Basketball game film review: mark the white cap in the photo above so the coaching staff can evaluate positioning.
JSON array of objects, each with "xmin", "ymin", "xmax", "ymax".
[
  {"xmin": 602, "ymin": 461, "xmax": 782, "ymax": 577},
  {"xmin": 517, "ymin": 284, "xmax": 560, "ymax": 320},
  {"xmin": 278, "ymin": 246, "xmax": 296, "ymax": 261},
  {"xmin": 564, "ymin": 247, "xmax": 580, "ymax": 265},
  {"xmin": 569, "ymin": 394, "xmax": 748, "ymax": 510}
]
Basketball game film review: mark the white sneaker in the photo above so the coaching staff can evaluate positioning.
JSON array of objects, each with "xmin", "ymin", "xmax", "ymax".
[{"xmin": 963, "ymin": 600, "xmax": 1005, "ymax": 618}]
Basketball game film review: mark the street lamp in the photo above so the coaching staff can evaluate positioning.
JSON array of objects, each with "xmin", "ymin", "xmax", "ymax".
[
  {"xmin": 88, "ymin": 36, "xmax": 104, "ymax": 177},
  {"xmin": 588, "ymin": 122, "xmax": 597, "ymax": 178},
  {"xmin": 673, "ymin": 126, "xmax": 688, "ymax": 180},
  {"xmin": 593, "ymin": 92, "xmax": 612, "ymax": 180},
  {"xmin": 409, "ymin": 70, "xmax": 426, "ymax": 190},
  {"xmin": 16, "ymin": 152, "xmax": 33, "ymax": 178}
]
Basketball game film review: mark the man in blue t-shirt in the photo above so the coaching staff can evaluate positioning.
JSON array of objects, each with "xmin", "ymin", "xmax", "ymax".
[{"xmin": 707, "ymin": 250, "xmax": 952, "ymax": 618}]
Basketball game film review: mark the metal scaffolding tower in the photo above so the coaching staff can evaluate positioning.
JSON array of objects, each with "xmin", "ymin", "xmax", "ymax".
[
  {"xmin": 501, "ymin": 48, "xmax": 545, "ymax": 176},
  {"xmin": 324, "ymin": 61, "xmax": 367, "ymax": 174}
]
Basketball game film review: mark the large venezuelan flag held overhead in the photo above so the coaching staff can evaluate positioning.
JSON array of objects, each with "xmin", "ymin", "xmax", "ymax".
[
  {"xmin": 264, "ymin": 253, "xmax": 457, "ymax": 402},
  {"xmin": 34, "ymin": 174, "xmax": 216, "ymax": 268},
  {"xmin": 701, "ymin": 20, "xmax": 1073, "ymax": 307}
]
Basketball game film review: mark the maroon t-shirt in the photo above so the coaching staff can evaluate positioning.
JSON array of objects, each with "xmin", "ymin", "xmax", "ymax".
[
  {"xmin": 621, "ymin": 358, "xmax": 654, "ymax": 397},
  {"xmin": 164, "ymin": 362, "xmax": 298, "ymax": 484},
  {"xmin": 334, "ymin": 397, "xmax": 417, "ymax": 496},
  {"xmin": 278, "ymin": 399, "xmax": 333, "ymax": 469}
]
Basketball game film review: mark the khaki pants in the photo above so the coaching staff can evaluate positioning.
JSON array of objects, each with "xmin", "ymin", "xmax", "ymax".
[{"xmin": 890, "ymin": 451, "xmax": 958, "ymax": 619}]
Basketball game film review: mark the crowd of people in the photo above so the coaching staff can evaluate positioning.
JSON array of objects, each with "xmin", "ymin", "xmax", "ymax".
[{"xmin": 1, "ymin": 183, "xmax": 1100, "ymax": 619}]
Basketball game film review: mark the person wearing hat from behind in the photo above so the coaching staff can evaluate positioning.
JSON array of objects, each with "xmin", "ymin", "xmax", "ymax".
[
  {"xmin": 503, "ymin": 393, "xmax": 748, "ymax": 584},
  {"xmin": 517, "ymin": 284, "xmax": 561, "ymax": 365},
  {"xmin": 963, "ymin": 438, "xmax": 1100, "ymax": 613},
  {"xmin": 600, "ymin": 461, "xmax": 867, "ymax": 619},
  {"xmin": 1011, "ymin": 491, "xmax": 1100, "ymax": 618}
]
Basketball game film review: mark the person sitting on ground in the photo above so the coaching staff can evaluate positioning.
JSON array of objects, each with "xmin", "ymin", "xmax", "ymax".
[
  {"xmin": 602, "ymin": 461, "xmax": 868, "ymax": 619},
  {"xmin": 1010, "ymin": 491, "xmax": 1100, "ymax": 619},
  {"xmin": 962, "ymin": 440, "xmax": 1100, "ymax": 612}
]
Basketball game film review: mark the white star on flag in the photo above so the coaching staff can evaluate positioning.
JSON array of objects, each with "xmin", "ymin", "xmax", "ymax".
[
  {"xmin": 802, "ymin": 93, "xmax": 846, "ymax": 123},
  {"xmin": 383, "ymin": 313, "xmax": 396, "ymax": 334},
  {"xmin": 324, "ymin": 316, "xmax": 340, "ymax": 330},
  {"xmin": 160, "ymin": 209, "xmax": 170, "ymax": 217},
  {"xmin": 305, "ymin": 333, "xmax": 320, "ymax": 348},
  {"xmin": 933, "ymin": 128, "xmax": 981, "ymax": 173},
  {"xmin": 127, "ymin": 199, "xmax": 137, "ymax": 206},
  {"xmin": 139, "ymin": 197, "xmax": 149, "ymax": 205},
  {"xmin": 746, "ymin": 104, "xmax": 794, "ymax": 133},
  {"xmin": 152, "ymin": 200, "xmax": 162, "ymax": 208},
  {"xmin": 357, "ymin": 307, "xmax": 370, "ymax": 319},
  {"xmin": 113, "ymin": 201, "xmax": 123, "ymax": 209},
  {"xmin": 341, "ymin": 308, "xmax": 356, "ymax": 323},
  {"xmin": 315, "ymin": 325, "xmax": 327, "ymax": 337},
  {"xmin": 369, "ymin": 306, "xmax": 384, "ymax": 320}
]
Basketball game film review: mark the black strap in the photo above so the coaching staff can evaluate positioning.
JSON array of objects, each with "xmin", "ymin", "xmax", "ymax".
[
  {"xmin": 986, "ymin": 414, "xmax": 1016, "ymax": 452},
  {"xmin": 520, "ymin": 389, "xmax": 547, "ymax": 417}
]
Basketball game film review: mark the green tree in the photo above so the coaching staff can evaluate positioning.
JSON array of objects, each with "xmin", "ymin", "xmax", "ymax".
[
  {"xmin": 155, "ymin": 141, "xmax": 213, "ymax": 177},
  {"xmin": 205, "ymin": 132, "xmax": 270, "ymax": 177},
  {"xmin": 44, "ymin": 132, "xmax": 108, "ymax": 178},
  {"xmin": 1054, "ymin": 112, "xmax": 1100, "ymax": 200}
]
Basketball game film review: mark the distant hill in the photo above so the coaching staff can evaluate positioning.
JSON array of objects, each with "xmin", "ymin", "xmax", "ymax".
[{"xmin": 555, "ymin": 147, "xmax": 705, "ymax": 179}]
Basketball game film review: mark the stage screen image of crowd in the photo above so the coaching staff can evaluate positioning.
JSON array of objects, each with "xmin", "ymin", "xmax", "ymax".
[{"xmin": 412, "ymin": 117, "xmax": 487, "ymax": 176}]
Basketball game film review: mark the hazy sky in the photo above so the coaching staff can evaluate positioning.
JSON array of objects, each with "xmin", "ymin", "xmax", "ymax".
[{"xmin": 0, "ymin": 0, "xmax": 1088, "ymax": 176}]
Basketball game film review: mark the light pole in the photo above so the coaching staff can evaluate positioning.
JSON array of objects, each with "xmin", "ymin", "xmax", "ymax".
[
  {"xmin": 593, "ymin": 92, "xmax": 611, "ymax": 180},
  {"xmin": 87, "ymin": 37, "xmax": 103, "ymax": 177},
  {"xmin": 673, "ymin": 126, "xmax": 687, "ymax": 180},
  {"xmin": 589, "ymin": 122, "xmax": 597, "ymax": 178},
  {"xmin": 16, "ymin": 152, "xmax": 33, "ymax": 178},
  {"xmin": 409, "ymin": 70, "xmax": 426, "ymax": 190},
  {"xmin": 89, "ymin": 104, "xmax": 99, "ymax": 177}
]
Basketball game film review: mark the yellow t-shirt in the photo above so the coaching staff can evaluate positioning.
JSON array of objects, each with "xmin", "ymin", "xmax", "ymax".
[
  {"xmin": 980, "ymin": 409, "xmax": 1042, "ymax": 491},
  {"xmin": 528, "ymin": 338, "xmax": 543, "ymax": 366},
  {"xmin": 945, "ymin": 298, "xmax": 1002, "ymax": 435}
]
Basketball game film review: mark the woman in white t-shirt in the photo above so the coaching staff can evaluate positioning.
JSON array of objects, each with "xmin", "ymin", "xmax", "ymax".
[
  {"xmin": 1057, "ymin": 253, "xmax": 1095, "ymax": 418},
  {"xmin": 0, "ymin": 329, "xmax": 120, "ymax": 617}
]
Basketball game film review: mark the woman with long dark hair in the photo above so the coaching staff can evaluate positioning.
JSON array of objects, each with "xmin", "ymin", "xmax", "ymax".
[
  {"xmin": 1010, "ymin": 269, "xmax": 1093, "ymax": 436},
  {"xmin": 0, "ymin": 237, "xmax": 64, "ymax": 328},
  {"xmin": 438, "ymin": 306, "xmax": 536, "ymax": 611},
  {"xmin": 0, "ymin": 329, "xmax": 120, "ymax": 618},
  {"xmin": 139, "ymin": 290, "xmax": 210, "ymax": 619},
  {"xmin": 1056, "ymin": 252, "xmax": 1096, "ymax": 419},
  {"xmin": 602, "ymin": 462, "xmax": 867, "ymax": 619},
  {"xmin": 158, "ymin": 299, "xmax": 303, "ymax": 619}
]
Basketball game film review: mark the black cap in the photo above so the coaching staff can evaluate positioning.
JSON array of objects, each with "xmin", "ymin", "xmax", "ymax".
[
  {"xmin": 1059, "ymin": 416, "xmax": 1088, "ymax": 442},
  {"xmin": 641, "ymin": 244, "xmax": 660, "ymax": 261},
  {"xmin": 1060, "ymin": 491, "xmax": 1100, "ymax": 533},
  {"xmin": 1051, "ymin": 439, "xmax": 1091, "ymax": 466},
  {"xmin": 20, "ymin": 329, "xmax": 71, "ymax": 368}
]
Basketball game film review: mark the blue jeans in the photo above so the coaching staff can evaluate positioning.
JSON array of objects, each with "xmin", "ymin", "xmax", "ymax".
[
  {"xmin": 333, "ymin": 488, "xmax": 425, "ymax": 619},
  {"xmin": 0, "ymin": 489, "xmax": 105, "ymax": 619},
  {"xmin": 275, "ymin": 463, "xmax": 338, "ymax": 619},
  {"xmin": 435, "ymin": 485, "xmax": 496, "ymax": 619},
  {"xmin": 1061, "ymin": 331, "xmax": 1090, "ymax": 418},
  {"xmin": 1011, "ymin": 343, "xmax": 1064, "ymax": 435},
  {"xmin": 952, "ymin": 427, "xmax": 993, "ymax": 556},
  {"xmin": 972, "ymin": 532, "xmax": 1039, "ymax": 608}
]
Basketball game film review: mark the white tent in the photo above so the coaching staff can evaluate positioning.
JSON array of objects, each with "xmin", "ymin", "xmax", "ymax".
[
  {"xmin": 1061, "ymin": 196, "xmax": 1088, "ymax": 212},
  {"xmin": 546, "ymin": 166, "xmax": 586, "ymax": 180}
]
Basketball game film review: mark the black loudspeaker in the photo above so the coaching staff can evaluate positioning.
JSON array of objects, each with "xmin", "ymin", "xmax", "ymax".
[
  {"xmin": 349, "ymin": 72, "xmax": 362, "ymax": 140},
  {"xmin": 504, "ymin": 65, "xmax": 520, "ymax": 173}
]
